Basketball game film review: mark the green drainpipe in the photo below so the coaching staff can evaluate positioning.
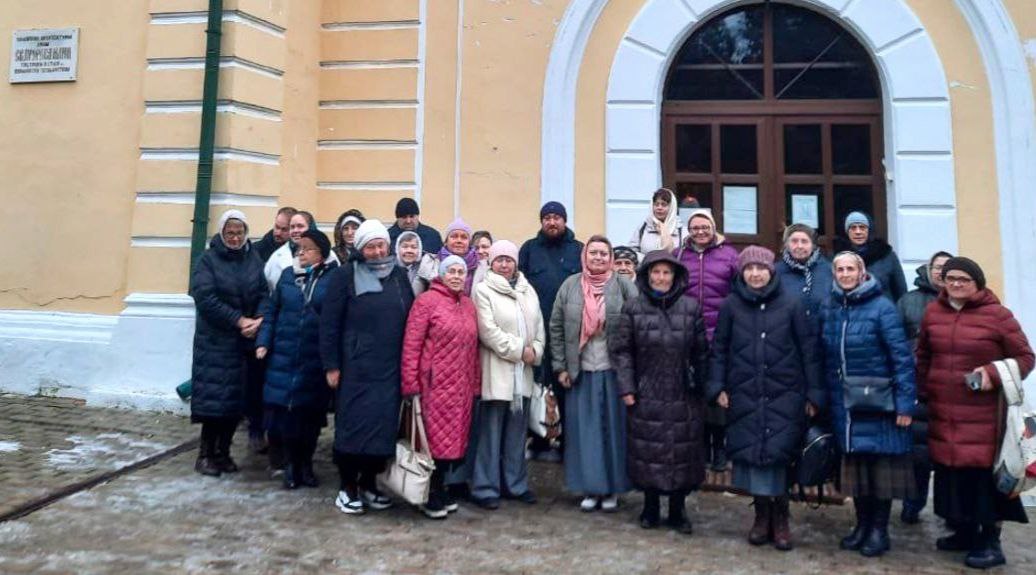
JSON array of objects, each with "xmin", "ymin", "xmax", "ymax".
[
  {"xmin": 181, "ymin": 0, "xmax": 224, "ymax": 401},
  {"xmin": 188, "ymin": 0, "xmax": 224, "ymax": 279}
]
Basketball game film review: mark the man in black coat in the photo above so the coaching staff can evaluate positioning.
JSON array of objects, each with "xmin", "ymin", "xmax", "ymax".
[
  {"xmin": 519, "ymin": 201, "xmax": 583, "ymax": 461},
  {"xmin": 387, "ymin": 198, "xmax": 443, "ymax": 254},
  {"xmin": 253, "ymin": 206, "xmax": 297, "ymax": 262}
]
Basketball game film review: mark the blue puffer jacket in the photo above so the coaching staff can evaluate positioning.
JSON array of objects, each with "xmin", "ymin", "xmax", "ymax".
[
  {"xmin": 820, "ymin": 276, "xmax": 916, "ymax": 455},
  {"xmin": 257, "ymin": 261, "xmax": 338, "ymax": 410},
  {"xmin": 774, "ymin": 249, "xmax": 833, "ymax": 322}
]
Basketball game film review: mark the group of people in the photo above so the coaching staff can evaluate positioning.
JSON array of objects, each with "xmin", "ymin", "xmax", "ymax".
[{"xmin": 188, "ymin": 190, "xmax": 1031, "ymax": 570}]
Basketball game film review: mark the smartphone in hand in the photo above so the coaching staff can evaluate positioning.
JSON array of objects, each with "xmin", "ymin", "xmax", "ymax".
[{"xmin": 964, "ymin": 371, "xmax": 984, "ymax": 392}]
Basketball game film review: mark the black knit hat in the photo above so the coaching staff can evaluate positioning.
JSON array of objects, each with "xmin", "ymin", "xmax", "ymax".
[
  {"xmin": 941, "ymin": 257, "xmax": 986, "ymax": 290},
  {"xmin": 395, "ymin": 197, "xmax": 420, "ymax": 218},
  {"xmin": 613, "ymin": 245, "xmax": 638, "ymax": 264},
  {"xmin": 300, "ymin": 229, "xmax": 332, "ymax": 259}
]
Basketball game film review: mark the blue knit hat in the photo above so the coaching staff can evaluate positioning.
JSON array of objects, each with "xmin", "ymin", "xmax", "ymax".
[
  {"xmin": 439, "ymin": 254, "xmax": 468, "ymax": 277},
  {"xmin": 844, "ymin": 211, "xmax": 871, "ymax": 233},
  {"xmin": 540, "ymin": 201, "xmax": 567, "ymax": 221}
]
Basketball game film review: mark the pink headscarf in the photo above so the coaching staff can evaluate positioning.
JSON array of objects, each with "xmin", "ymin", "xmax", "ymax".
[{"xmin": 579, "ymin": 239, "xmax": 614, "ymax": 349}]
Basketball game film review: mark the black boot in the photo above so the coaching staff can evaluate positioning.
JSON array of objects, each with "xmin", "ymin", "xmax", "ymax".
[
  {"xmin": 841, "ymin": 497, "xmax": 872, "ymax": 550},
  {"xmin": 937, "ymin": 521, "xmax": 979, "ymax": 552},
  {"xmin": 214, "ymin": 423, "xmax": 239, "ymax": 473},
  {"xmin": 194, "ymin": 427, "xmax": 221, "ymax": 477},
  {"xmin": 640, "ymin": 491, "xmax": 661, "ymax": 529},
  {"xmin": 710, "ymin": 428, "xmax": 728, "ymax": 472},
  {"xmin": 965, "ymin": 524, "xmax": 1006, "ymax": 570},
  {"xmin": 860, "ymin": 498, "xmax": 892, "ymax": 557},
  {"xmin": 667, "ymin": 493, "xmax": 693, "ymax": 535}
]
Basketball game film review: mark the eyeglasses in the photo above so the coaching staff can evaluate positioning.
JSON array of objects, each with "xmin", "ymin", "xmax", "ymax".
[
  {"xmin": 689, "ymin": 226, "xmax": 712, "ymax": 233},
  {"xmin": 944, "ymin": 275, "xmax": 974, "ymax": 286}
]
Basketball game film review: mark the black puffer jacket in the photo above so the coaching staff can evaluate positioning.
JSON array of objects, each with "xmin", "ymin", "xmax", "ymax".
[
  {"xmin": 896, "ymin": 264, "xmax": 938, "ymax": 456},
  {"xmin": 189, "ymin": 234, "xmax": 267, "ymax": 419},
  {"xmin": 706, "ymin": 275, "xmax": 825, "ymax": 468},
  {"xmin": 610, "ymin": 250, "xmax": 709, "ymax": 492}
]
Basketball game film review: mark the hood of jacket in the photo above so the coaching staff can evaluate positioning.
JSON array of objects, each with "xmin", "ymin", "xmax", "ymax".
[
  {"xmin": 912, "ymin": 264, "xmax": 939, "ymax": 294},
  {"xmin": 831, "ymin": 275, "xmax": 883, "ymax": 305},
  {"xmin": 636, "ymin": 250, "xmax": 689, "ymax": 308}
]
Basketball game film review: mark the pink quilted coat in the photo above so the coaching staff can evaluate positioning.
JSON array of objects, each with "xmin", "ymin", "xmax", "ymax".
[{"xmin": 401, "ymin": 279, "xmax": 481, "ymax": 459}]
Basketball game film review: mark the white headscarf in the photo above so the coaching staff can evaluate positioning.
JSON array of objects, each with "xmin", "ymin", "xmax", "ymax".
[{"xmin": 354, "ymin": 219, "xmax": 390, "ymax": 251}]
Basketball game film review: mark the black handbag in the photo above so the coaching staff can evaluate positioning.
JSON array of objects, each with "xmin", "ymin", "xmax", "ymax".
[
  {"xmin": 796, "ymin": 424, "xmax": 838, "ymax": 488},
  {"xmin": 838, "ymin": 319, "xmax": 895, "ymax": 413}
]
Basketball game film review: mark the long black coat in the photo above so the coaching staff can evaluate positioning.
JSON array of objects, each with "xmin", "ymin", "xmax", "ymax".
[
  {"xmin": 706, "ymin": 275, "xmax": 825, "ymax": 468},
  {"xmin": 610, "ymin": 251, "xmax": 709, "ymax": 493},
  {"xmin": 189, "ymin": 235, "xmax": 267, "ymax": 419},
  {"xmin": 320, "ymin": 262, "xmax": 414, "ymax": 457}
]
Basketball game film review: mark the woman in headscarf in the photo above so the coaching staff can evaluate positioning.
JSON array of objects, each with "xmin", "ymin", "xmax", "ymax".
[
  {"xmin": 676, "ymin": 208, "xmax": 740, "ymax": 472},
  {"xmin": 917, "ymin": 257, "xmax": 1033, "ymax": 569},
  {"xmin": 189, "ymin": 209, "xmax": 267, "ymax": 477},
  {"xmin": 610, "ymin": 250, "xmax": 710, "ymax": 534},
  {"xmin": 332, "ymin": 209, "xmax": 365, "ymax": 263},
  {"xmin": 629, "ymin": 188, "xmax": 683, "ymax": 256},
  {"xmin": 470, "ymin": 240, "xmax": 545, "ymax": 510},
  {"xmin": 550, "ymin": 236, "xmax": 638, "ymax": 512},
  {"xmin": 320, "ymin": 219, "xmax": 415, "ymax": 515},
  {"xmin": 612, "ymin": 246, "xmax": 639, "ymax": 282},
  {"xmin": 256, "ymin": 229, "xmax": 338, "ymax": 489},
  {"xmin": 414, "ymin": 218, "xmax": 486, "ymax": 295},
  {"xmin": 821, "ymin": 251, "xmax": 916, "ymax": 558},
  {"xmin": 401, "ymin": 255, "xmax": 481, "ymax": 519},
  {"xmin": 395, "ymin": 230, "xmax": 424, "ymax": 294},
  {"xmin": 708, "ymin": 246, "xmax": 824, "ymax": 550}
]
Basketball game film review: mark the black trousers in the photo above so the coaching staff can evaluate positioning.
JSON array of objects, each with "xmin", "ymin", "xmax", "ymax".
[
  {"xmin": 335, "ymin": 453, "xmax": 388, "ymax": 492},
  {"xmin": 198, "ymin": 416, "xmax": 238, "ymax": 456},
  {"xmin": 244, "ymin": 355, "xmax": 265, "ymax": 435},
  {"xmin": 268, "ymin": 406, "xmax": 324, "ymax": 469}
]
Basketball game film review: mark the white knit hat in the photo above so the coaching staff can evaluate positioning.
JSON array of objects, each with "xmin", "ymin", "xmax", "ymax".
[
  {"xmin": 354, "ymin": 219, "xmax": 390, "ymax": 250},
  {"xmin": 217, "ymin": 209, "xmax": 248, "ymax": 234}
]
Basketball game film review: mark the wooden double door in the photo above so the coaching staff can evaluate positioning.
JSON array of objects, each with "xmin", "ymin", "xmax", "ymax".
[{"xmin": 662, "ymin": 109, "xmax": 885, "ymax": 253}]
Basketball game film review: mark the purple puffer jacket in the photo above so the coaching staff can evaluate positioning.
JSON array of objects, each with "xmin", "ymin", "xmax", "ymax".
[{"xmin": 675, "ymin": 238, "xmax": 739, "ymax": 341}]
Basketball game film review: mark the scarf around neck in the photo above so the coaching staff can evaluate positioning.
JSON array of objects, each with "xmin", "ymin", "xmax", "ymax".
[
  {"xmin": 353, "ymin": 257, "xmax": 396, "ymax": 296},
  {"xmin": 579, "ymin": 251, "xmax": 613, "ymax": 350},
  {"xmin": 781, "ymin": 248, "xmax": 820, "ymax": 295}
]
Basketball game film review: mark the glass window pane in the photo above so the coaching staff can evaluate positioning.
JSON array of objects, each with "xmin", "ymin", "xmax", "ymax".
[
  {"xmin": 832, "ymin": 124, "xmax": 872, "ymax": 175},
  {"xmin": 783, "ymin": 124, "xmax": 822, "ymax": 174},
  {"xmin": 833, "ymin": 185, "xmax": 873, "ymax": 239},
  {"xmin": 720, "ymin": 125, "xmax": 757, "ymax": 174},
  {"xmin": 676, "ymin": 182, "xmax": 712, "ymax": 210},
  {"xmin": 666, "ymin": 69, "xmax": 764, "ymax": 101},
  {"xmin": 775, "ymin": 66, "xmax": 878, "ymax": 100},
  {"xmin": 675, "ymin": 125, "xmax": 711, "ymax": 173},
  {"xmin": 666, "ymin": 6, "xmax": 764, "ymax": 101},
  {"xmin": 786, "ymin": 184, "xmax": 824, "ymax": 236}
]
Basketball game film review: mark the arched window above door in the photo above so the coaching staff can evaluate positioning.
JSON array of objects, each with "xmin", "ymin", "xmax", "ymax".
[{"xmin": 665, "ymin": 3, "xmax": 879, "ymax": 101}]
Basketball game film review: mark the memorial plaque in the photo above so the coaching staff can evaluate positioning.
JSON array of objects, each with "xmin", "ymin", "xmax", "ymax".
[{"xmin": 10, "ymin": 28, "xmax": 79, "ymax": 83}]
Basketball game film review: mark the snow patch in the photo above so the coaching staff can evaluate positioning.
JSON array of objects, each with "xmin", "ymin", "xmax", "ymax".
[
  {"xmin": 0, "ymin": 440, "xmax": 20, "ymax": 453},
  {"xmin": 45, "ymin": 433, "xmax": 169, "ymax": 471}
]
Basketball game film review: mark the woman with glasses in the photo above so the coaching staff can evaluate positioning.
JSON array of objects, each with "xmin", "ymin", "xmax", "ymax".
[{"xmin": 916, "ymin": 257, "xmax": 1034, "ymax": 569}]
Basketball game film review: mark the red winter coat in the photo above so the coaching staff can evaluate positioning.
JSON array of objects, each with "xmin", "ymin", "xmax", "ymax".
[
  {"xmin": 401, "ymin": 279, "xmax": 481, "ymax": 460},
  {"xmin": 917, "ymin": 289, "xmax": 1035, "ymax": 468}
]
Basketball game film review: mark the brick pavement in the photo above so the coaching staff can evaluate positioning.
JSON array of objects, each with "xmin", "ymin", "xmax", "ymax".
[{"xmin": 0, "ymin": 394, "xmax": 194, "ymax": 518}]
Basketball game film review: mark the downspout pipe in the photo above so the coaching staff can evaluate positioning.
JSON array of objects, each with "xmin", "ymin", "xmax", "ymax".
[{"xmin": 188, "ymin": 0, "xmax": 224, "ymax": 280}]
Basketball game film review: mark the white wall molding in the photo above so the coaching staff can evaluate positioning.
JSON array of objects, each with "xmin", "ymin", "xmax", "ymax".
[
  {"xmin": 542, "ymin": 0, "xmax": 959, "ymax": 272},
  {"xmin": 0, "ymin": 294, "xmax": 195, "ymax": 413}
]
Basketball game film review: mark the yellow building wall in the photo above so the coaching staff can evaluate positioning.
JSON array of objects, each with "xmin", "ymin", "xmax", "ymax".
[{"xmin": 0, "ymin": 2, "xmax": 149, "ymax": 313}]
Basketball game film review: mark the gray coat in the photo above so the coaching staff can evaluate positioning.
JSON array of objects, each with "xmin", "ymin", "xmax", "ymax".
[{"xmin": 549, "ymin": 273, "xmax": 639, "ymax": 377}]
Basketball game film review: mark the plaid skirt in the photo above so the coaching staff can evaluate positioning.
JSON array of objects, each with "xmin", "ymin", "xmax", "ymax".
[{"xmin": 840, "ymin": 453, "xmax": 917, "ymax": 500}]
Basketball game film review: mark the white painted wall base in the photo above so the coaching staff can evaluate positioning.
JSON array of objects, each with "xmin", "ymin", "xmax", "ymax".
[{"xmin": 0, "ymin": 293, "xmax": 195, "ymax": 414}]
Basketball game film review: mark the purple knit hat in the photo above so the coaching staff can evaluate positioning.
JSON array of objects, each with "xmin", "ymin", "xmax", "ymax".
[
  {"xmin": 444, "ymin": 217, "xmax": 472, "ymax": 236},
  {"xmin": 737, "ymin": 245, "xmax": 775, "ymax": 274}
]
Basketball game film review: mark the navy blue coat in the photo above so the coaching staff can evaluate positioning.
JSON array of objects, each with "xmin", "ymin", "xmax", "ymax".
[
  {"xmin": 707, "ymin": 275, "xmax": 825, "ymax": 467},
  {"xmin": 319, "ymin": 262, "xmax": 414, "ymax": 457},
  {"xmin": 189, "ymin": 235, "xmax": 267, "ymax": 419},
  {"xmin": 257, "ymin": 261, "xmax": 338, "ymax": 411},
  {"xmin": 820, "ymin": 277, "xmax": 916, "ymax": 455},
  {"xmin": 519, "ymin": 228, "xmax": 583, "ymax": 384},
  {"xmin": 774, "ymin": 250, "xmax": 833, "ymax": 323}
]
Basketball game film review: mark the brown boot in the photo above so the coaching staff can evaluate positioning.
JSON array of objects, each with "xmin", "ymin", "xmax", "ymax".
[
  {"xmin": 772, "ymin": 497, "xmax": 793, "ymax": 551},
  {"xmin": 748, "ymin": 497, "xmax": 771, "ymax": 545}
]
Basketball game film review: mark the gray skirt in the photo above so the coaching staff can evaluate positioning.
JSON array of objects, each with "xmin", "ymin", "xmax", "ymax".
[
  {"xmin": 732, "ymin": 463, "xmax": 789, "ymax": 497},
  {"xmin": 563, "ymin": 370, "xmax": 630, "ymax": 495}
]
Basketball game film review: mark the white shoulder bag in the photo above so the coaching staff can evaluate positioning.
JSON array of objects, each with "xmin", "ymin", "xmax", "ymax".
[
  {"xmin": 378, "ymin": 398, "xmax": 436, "ymax": 505},
  {"xmin": 991, "ymin": 359, "xmax": 1036, "ymax": 497}
]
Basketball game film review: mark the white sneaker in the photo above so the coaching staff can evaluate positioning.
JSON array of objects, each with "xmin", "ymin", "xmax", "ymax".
[
  {"xmin": 600, "ymin": 495, "xmax": 619, "ymax": 513},
  {"xmin": 360, "ymin": 488, "xmax": 394, "ymax": 510},
  {"xmin": 580, "ymin": 496, "xmax": 600, "ymax": 512},
  {"xmin": 334, "ymin": 490, "xmax": 366, "ymax": 515}
]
